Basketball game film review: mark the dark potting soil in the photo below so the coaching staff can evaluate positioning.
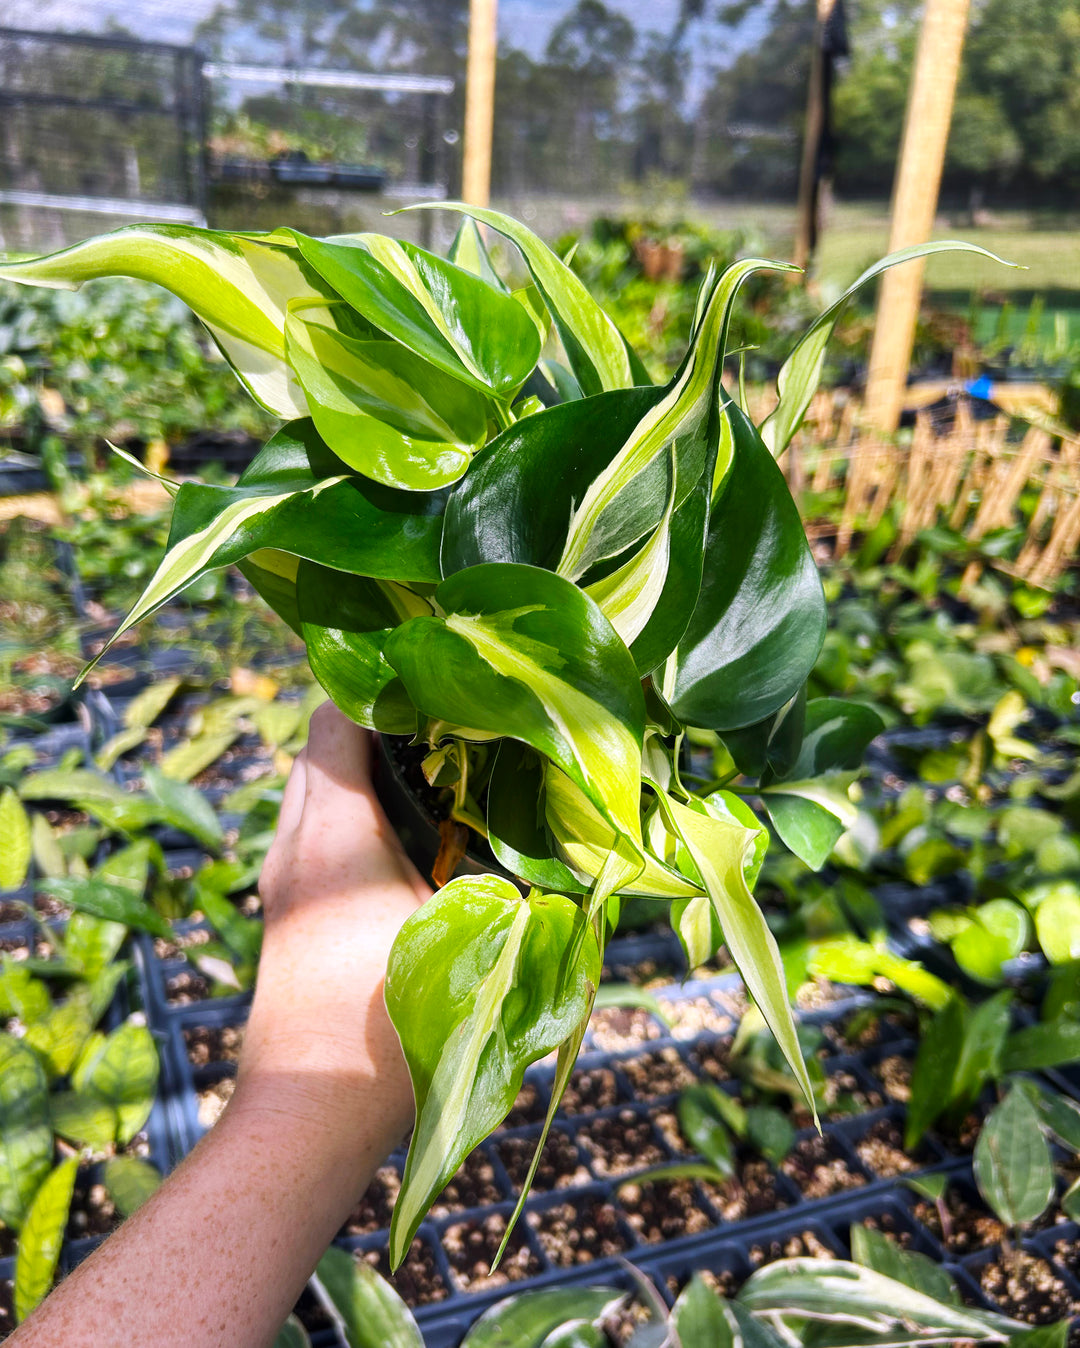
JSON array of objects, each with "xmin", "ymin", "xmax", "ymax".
[
  {"xmin": 657, "ymin": 995, "xmax": 731, "ymax": 1040},
  {"xmin": 576, "ymin": 1110, "xmax": 666, "ymax": 1177},
  {"xmin": 588, "ymin": 1007, "xmax": 663, "ymax": 1052},
  {"xmin": 499, "ymin": 1081, "xmax": 547, "ymax": 1131},
  {"xmin": 496, "ymin": 1129, "xmax": 590, "ymax": 1192},
  {"xmin": 666, "ymin": 1265, "xmax": 741, "ymax": 1302},
  {"xmin": 0, "ymin": 1228, "xmax": 14, "ymax": 1260},
  {"xmin": 652, "ymin": 1107, "xmax": 693, "ymax": 1156},
  {"xmin": 0, "ymin": 1272, "xmax": 14, "ymax": 1340},
  {"xmin": 979, "ymin": 1250, "xmax": 1078, "ymax": 1325},
  {"xmin": 165, "ymin": 968, "xmax": 213, "ymax": 1005},
  {"xmin": 871, "ymin": 1054, "xmax": 912, "ymax": 1102},
  {"xmin": 0, "ymin": 936, "xmax": 30, "ymax": 959},
  {"xmin": 362, "ymin": 1238, "xmax": 449, "ymax": 1306},
  {"xmin": 430, "ymin": 1149, "xmax": 504, "ymax": 1218},
  {"xmin": 690, "ymin": 1037, "xmax": 735, "ymax": 1083},
  {"xmin": 33, "ymin": 892, "xmax": 72, "ymax": 920},
  {"xmin": 66, "ymin": 1180, "xmax": 119, "ymax": 1241},
  {"xmin": 0, "ymin": 903, "xmax": 24, "ymax": 924},
  {"xmin": 183, "ymin": 1023, "xmax": 245, "ymax": 1067},
  {"xmin": 443, "ymin": 1213, "xmax": 542, "ymax": 1291},
  {"xmin": 914, "ymin": 1195, "xmax": 1005, "ymax": 1254},
  {"xmin": 700, "ymin": 1157, "xmax": 787, "ymax": 1224},
  {"xmin": 748, "ymin": 1229, "xmax": 837, "ymax": 1267},
  {"xmin": 792, "ymin": 1069, "xmax": 882, "ymax": 1129},
  {"xmin": 856, "ymin": 1210, "xmax": 915, "ymax": 1248},
  {"xmin": 559, "ymin": 1067, "xmax": 620, "ymax": 1116},
  {"xmin": 617, "ymin": 1176, "xmax": 714, "ymax": 1244},
  {"xmin": 154, "ymin": 929, "xmax": 213, "ymax": 962},
  {"xmin": 603, "ymin": 954, "xmax": 675, "ymax": 986},
  {"xmin": 621, "ymin": 1047, "xmax": 698, "ymax": 1101},
  {"xmin": 782, "ymin": 1136, "xmax": 867, "ymax": 1199},
  {"xmin": 824, "ymin": 1009, "xmax": 914, "ymax": 1054},
  {"xmin": 854, "ymin": 1118, "xmax": 927, "ymax": 1178},
  {"xmin": 528, "ymin": 1196, "xmax": 631, "ymax": 1266},
  {"xmin": 342, "ymin": 1166, "xmax": 400, "ymax": 1235}
]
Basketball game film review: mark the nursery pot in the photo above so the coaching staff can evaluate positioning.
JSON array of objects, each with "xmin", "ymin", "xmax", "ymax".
[{"xmin": 372, "ymin": 732, "xmax": 517, "ymax": 889}]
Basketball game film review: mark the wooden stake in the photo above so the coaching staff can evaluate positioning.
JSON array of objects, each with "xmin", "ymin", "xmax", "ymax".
[
  {"xmin": 462, "ymin": 0, "xmax": 498, "ymax": 207},
  {"xmin": 864, "ymin": 0, "xmax": 971, "ymax": 433}
]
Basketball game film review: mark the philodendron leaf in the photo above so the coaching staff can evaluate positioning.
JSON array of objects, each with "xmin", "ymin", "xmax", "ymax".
[
  {"xmin": 0, "ymin": 225, "xmax": 333, "ymax": 416},
  {"xmin": 312, "ymin": 1247, "xmax": 422, "ymax": 1348},
  {"xmin": 769, "ymin": 698, "xmax": 886, "ymax": 784},
  {"xmin": 652, "ymin": 790, "xmax": 815, "ymax": 1121},
  {"xmin": 37, "ymin": 877, "xmax": 173, "ymax": 941},
  {"xmin": 73, "ymin": 1022, "xmax": 159, "ymax": 1145},
  {"xmin": 414, "ymin": 203, "xmax": 637, "ymax": 397},
  {"xmin": 951, "ymin": 900, "xmax": 1030, "ymax": 986},
  {"xmin": 850, "ymin": 1223, "xmax": 959, "ymax": 1304},
  {"xmin": 144, "ymin": 767, "xmax": 223, "ymax": 851},
  {"xmin": 0, "ymin": 1035, "xmax": 53, "ymax": 1230},
  {"xmin": 761, "ymin": 779, "xmax": 857, "ymax": 870},
  {"xmin": 273, "ymin": 1317, "xmax": 312, "ymax": 1348},
  {"xmin": 671, "ymin": 1273, "xmax": 736, "ymax": 1347},
  {"xmin": 736, "ymin": 1258, "xmax": 1020, "ymax": 1341},
  {"xmin": 385, "ymin": 876, "xmax": 601, "ymax": 1267},
  {"xmin": 103, "ymin": 1156, "xmax": 162, "ymax": 1219},
  {"xmin": 76, "ymin": 420, "xmax": 445, "ymax": 684},
  {"xmin": 14, "ymin": 1157, "xmax": 78, "ymax": 1323},
  {"xmin": 460, "ymin": 1286, "xmax": 626, "ymax": 1348},
  {"xmin": 974, "ymin": 1087, "xmax": 1054, "ymax": 1228},
  {"xmin": 486, "ymin": 741, "xmax": 586, "ymax": 894},
  {"xmin": 297, "ymin": 562, "xmax": 424, "ymax": 735},
  {"xmin": 49, "ymin": 1091, "xmax": 120, "ymax": 1151},
  {"xmin": 284, "ymin": 302, "xmax": 484, "ymax": 490},
  {"xmin": 385, "ymin": 563, "xmax": 646, "ymax": 845},
  {"xmin": 448, "ymin": 217, "xmax": 508, "ymax": 292},
  {"xmin": 759, "ymin": 240, "xmax": 1018, "ymax": 457},
  {"xmin": 951, "ymin": 990, "xmax": 1013, "ymax": 1117},
  {"xmin": 1001, "ymin": 1017, "xmax": 1080, "ymax": 1073},
  {"xmin": 290, "ymin": 230, "xmax": 541, "ymax": 397},
  {"xmin": 668, "ymin": 402, "xmax": 826, "ymax": 732},
  {"xmin": 677, "ymin": 1084, "xmax": 737, "ymax": 1178},
  {"xmin": 0, "ymin": 788, "xmax": 31, "ymax": 891}
]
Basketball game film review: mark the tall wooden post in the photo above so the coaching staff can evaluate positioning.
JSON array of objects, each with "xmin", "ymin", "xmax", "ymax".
[
  {"xmin": 462, "ymin": 0, "xmax": 498, "ymax": 207},
  {"xmin": 793, "ymin": 0, "xmax": 838, "ymax": 273},
  {"xmin": 863, "ymin": 0, "xmax": 971, "ymax": 433}
]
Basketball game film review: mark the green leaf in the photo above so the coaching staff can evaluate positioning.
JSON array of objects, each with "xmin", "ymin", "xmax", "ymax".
[
  {"xmin": 415, "ymin": 203, "xmax": 635, "ymax": 397},
  {"xmin": 144, "ymin": 766, "xmax": 223, "ymax": 851},
  {"xmin": 14, "ymin": 1157, "xmax": 77, "ymax": 1322},
  {"xmin": 974, "ymin": 1087, "xmax": 1054, "ymax": 1228},
  {"xmin": 850, "ymin": 1223, "xmax": 959, "ymax": 1304},
  {"xmin": 19, "ymin": 769, "xmax": 157, "ymax": 833},
  {"xmin": 592, "ymin": 984, "xmax": 671, "ymax": 1028},
  {"xmin": 905, "ymin": 996, "xmax": 964, "ymax": 1149},
  {"xmin": 158, "ymin": 732, "xmax": 239, "ymax": 784},
  {"xmin": 762, "ymin": 783, "xmax": 855, "ymax": 870},
  {"xmin": 298, "ymin": 563, "xmax": 422, "ymax": 734},
  {"xmin": 65, "ymin": 912, "xmax": 127, "ymax": 981},
  {"xmin": 73, "ymin": 1021, "xmax": 159, "ymax": 1145},
  {"xmin": 29, "ymin": 815, "xmax": 65, "ymax": 882},
  {"xmin": 486, "ymin": 742, "xmax": 586, "ymax": 894},
  {"xmin": 311, "ymin": 1247, "xmax": 423, "ymax": 1348},
  {"xmin": 0, "ymin": 225, "xmax": 331, "ymax": 416},
  {"xmin": 677, "ymin": 1085, "xmax": 737, "ymax": 1178},
  {"xmin": 123, "ymin": 676, "xmax": 184, "ymax": 731},
  {"xmin": 24, "ymin": 989, "xmax": 95, "ymax": 1078},
  {"xmin": 951, "ymin": 991, "xmax": 1013, "ymax": 1117},
  {"xmin": 669, "ymin": 403, "xmax": 826, "ymax": 731},
  {"xmin": 78, "ymin": 421, "xmax": 444, "ymax": 683},
  {"xmin": 284, "ymin": 303, "xmax": 482, "ymax": 490},
  {"xmin": 777, "ymin": 699, "xmax": 886, "ymax": 783},
  {"xmin": 273, "ymin": 1316, "xmax": 312, "ymax": 1348},
  {"xmin": 652, "ymin": 790, "xmax": 815, "ymax": 1120},
  {"xmin": 1001, "ymin": 1017, "xmax": 1080, "ymax": 1073},
  {"xmin": 103, "ymin": 1156, "xmax": 161, "ymax": 1219},
  {"xmin": 294, "ymin": 230, "xmax": 541, "ymax": 396},
  {"xmin": 0, "ymin": 1036, "xmax": 53, "ymax": 1229},
  {"xmin": 1032, "ymin": 1088, "xmax": 1080, "ymax": 1150},
  {"xmin": 385, "ymin": 564, "xmax": 646, "ymax": 844},
  {"xmin": 448, "ymin": 218, "xmax": 508, "ymax": 293},
  {"xmin": 671, "ymin": 1274, "xmax": 735, "ymax": 1347},
  {"xmin": 460, "ymin": 1286, "xmax": 626, "ymax": 1348},
  {"xmin": 1034, "ymin": 886, "xmax": 1080, "ymax": 964},
  {"xmin": 745, "ymin": 1105, "xmax": 797, "ymax": 1166},
  {"xmin": 49, "ymin": 1091, "xmax": 119, "ymax": 1151},
  {"xmin": 192, "ymin": 877, "xmax": 262, "ymax": 968},
  {"xmin": 37, "ymin": 877, "xmax": 173, "ymax": 941},
  {"xmin": 759, "ymin": 240, "xmax": 1018, "ymax": 457},
  {"xmin": 1063, "ymin": 1177, "xmax": 1080, "ymax": 1222},
  {"xmin": 385, "ymin": 876, "xmax": 600, "ymax": 1267},
  {"xmin": 0, "ymin": 960, "xmax": 51, "ymax": 1025},
  {"xmin": 0, "ymin": 788, "xmax": 31, "ymax": 891}
]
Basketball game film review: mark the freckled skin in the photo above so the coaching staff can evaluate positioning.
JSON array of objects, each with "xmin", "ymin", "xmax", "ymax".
[{"xmin": 11, "ymin": 706, "xmax": 428, "ymax": 1348}]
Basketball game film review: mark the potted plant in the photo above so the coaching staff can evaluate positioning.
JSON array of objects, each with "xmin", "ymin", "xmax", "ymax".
[{"xmin": 0, "ymin": 209, "xmax": 1006, "ymax": 1267}]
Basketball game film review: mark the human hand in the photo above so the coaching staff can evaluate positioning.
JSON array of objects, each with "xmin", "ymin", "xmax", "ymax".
[{"xmin": 235, "ymin": 703, "xmax": 429, "ymax": 1144}]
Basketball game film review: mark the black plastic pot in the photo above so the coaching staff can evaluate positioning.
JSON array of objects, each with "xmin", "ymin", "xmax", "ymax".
[{"xmin": 372, "ymin": 733, "xmax": 514, "ymax": 888}]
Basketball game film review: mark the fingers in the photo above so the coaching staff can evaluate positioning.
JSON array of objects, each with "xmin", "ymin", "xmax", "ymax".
[{"xmin": 303, "ymin": 702, "xmax": 373, "ymax": 800}]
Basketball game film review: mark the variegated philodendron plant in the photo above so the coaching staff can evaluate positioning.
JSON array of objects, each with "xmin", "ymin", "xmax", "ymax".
[{"xmin": 0, "ymin": 209, "xmax": 1008, "ymax": 1267}]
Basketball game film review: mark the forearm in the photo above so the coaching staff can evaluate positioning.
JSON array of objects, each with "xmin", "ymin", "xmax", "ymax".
[{"xmin": 12, "ymin": 912, "xmax": 414, "ymax": 1348}]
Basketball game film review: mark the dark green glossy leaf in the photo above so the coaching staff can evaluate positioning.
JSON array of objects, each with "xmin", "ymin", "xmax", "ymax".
[
  {"xmin": 297, "ymin": 562, "xmax": 421, "ymax": 735},
  {"xmin": 669, "ymin": 403, "xmax": 826, "ymax": 731},
  {"xmin": 905, "ymin": 996, "xmax": 965, "ymax": 1149},
  {"xmin": 103, "ymin": 1156, "xmax": 162, "ymax": 1219},
  {"xmin": 850, "ymin": 1223, "xmax": 959, "ymax": 1304},
  {"xmin": 1032, "ymin": 1087, "xmax": 1080, "ymax": 1150},
  {"xmin": 1001, "ymin": 1017, "xmax": 1080, "ymax": 1073},
  {"xmin": 762, "ymin": 786, "xmax": 852, "ymax": 870},
  {"xmin": 0, "ymin": 1036, "xmax": 52, "ymax": 1230},
  {"xmin": 486, "ymin": 741, "xmax": 585, "ymax": 893},
  {"xmin": 385, "ymin": 563, "xmax": 645, "ymax": 842},
  {"xmin": 460, "ymin": 1285, "xmax": 625, "ymax": 1348},
  {"xmin": 14, "ymin": 1157, "xmax": 77, "ymax": 1322},
  {"xmin": 385, "ymin": 876, "xmax": 600, "ymax": 1267},
  {"xmin": 38, "ymin": 877, "xmax": 173, "ymax": 941},
  {"xmin": 778, "ymin": 699, "xmax": 885, "ymax": 783},
  {"xmin": 974, "ymin": 1087, "xmax": 1054, "ymax": 1227},
  {"xmin": 313, "ymin": 1247, "xmax": 422, "ymax": 1348},
  {"xmin": 677, "ymin": 1085, "xmax": 737, "ymax": 1178},
  {"xmin": 292, "ymin": 230, "xmax": 540, "ymax": 396}
]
